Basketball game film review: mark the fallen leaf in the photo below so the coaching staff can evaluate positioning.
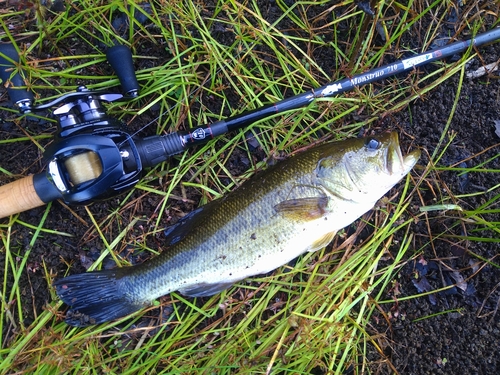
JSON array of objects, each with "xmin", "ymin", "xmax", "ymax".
[
  {"xmin": 494, "ymin": 120, "xmax": 500, "ymax": 138},
  {"xmin": 469, "ymin": 258, "xmax": 481, "ymax": 273},
  {"xmin": 412, "ymin": 276, "xmax": 437, "ymax": 305},
  {"xmin": 466, "ymin": 59, "xmax": 499, "ymax": 79},
  {"xmin": 449, "ymin": 271, "xmax": 468, "ymax": 292},
  {"xmin": 418, "ymin": 256, "xmax": 428, "ymax": 266}
]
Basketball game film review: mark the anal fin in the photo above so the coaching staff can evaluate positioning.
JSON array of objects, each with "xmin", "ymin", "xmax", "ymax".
[{"xmin": 179, "ymin": 281, "xmax": 239, "ymax": 297}]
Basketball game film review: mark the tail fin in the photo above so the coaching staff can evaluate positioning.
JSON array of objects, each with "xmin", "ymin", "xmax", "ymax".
[{"xmin": 54, "ymin": 269, "xmax": 146, "ymax": 327}]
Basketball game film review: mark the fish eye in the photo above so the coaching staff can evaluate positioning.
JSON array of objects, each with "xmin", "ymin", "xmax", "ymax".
[{"xmin": 365, "ymin": 138, "xmax": 380, "ymax": 150}]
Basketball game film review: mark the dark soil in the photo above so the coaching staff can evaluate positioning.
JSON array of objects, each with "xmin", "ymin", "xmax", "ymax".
[{"xmin": 1, "ymin": 1, "xmax": 499, "ymax": 374}]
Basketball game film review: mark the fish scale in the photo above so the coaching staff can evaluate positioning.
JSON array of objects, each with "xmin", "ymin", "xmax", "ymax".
[{"xmin": 54, "ymin": 132, "xmax": 420, "ymax": 326}]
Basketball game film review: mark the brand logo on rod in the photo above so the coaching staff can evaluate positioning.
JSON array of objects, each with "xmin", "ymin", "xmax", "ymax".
[{"xmin": 192, "ymin": 128, "xmax": 206, "ymax": 140}]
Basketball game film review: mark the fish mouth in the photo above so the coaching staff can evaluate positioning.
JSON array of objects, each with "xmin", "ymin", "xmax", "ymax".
[{"xmin": 386, "ymin": 132, "xmax": 420, "ymax": 176}]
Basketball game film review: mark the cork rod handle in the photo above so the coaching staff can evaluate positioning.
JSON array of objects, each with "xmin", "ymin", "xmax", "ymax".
[{"xmin": 0, "ymin": 175, "xmax": 45, "ymax": 218}]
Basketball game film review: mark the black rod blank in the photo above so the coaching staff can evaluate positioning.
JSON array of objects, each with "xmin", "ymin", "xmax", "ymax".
[{"xmin": 156, "ymin": 27, "xmax": 500, "ymax": 156}]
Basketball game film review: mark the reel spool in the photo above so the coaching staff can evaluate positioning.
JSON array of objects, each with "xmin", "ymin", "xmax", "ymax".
[{"xmin": 64, "ymin": 152, "xmax": 103, "ymax": 186}]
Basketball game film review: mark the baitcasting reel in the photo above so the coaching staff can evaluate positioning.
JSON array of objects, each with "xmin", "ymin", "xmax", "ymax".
[{"xmin": 0, "ymin": 43, "xmax": 188, "ymax": 217}]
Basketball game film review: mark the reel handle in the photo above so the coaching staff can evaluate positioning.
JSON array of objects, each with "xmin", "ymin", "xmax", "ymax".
[
  {"xmin": 106, "ymin": 45, "xmax": 139, "ymax": 98},
  {"xmin": 0, "ymin": 43, "xmax": 34, "ymax": 113}
]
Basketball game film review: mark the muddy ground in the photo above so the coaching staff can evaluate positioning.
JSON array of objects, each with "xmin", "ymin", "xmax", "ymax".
[{"xmin": 1, "ymin": 1, "xmax": 499, "ymax": 374}]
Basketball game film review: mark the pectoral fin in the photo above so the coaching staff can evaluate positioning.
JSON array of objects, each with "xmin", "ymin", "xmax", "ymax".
[
  {"xmin": 274, "ymin": 196, "xmax": 329, "ymax": 221},
  {"xmin": 308, "ymin": 230, "xmax": 337, "ymax": 252}
]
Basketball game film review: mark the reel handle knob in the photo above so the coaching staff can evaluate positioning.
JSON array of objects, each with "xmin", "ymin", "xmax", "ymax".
[
  {"xmin": 106, "ymin": 45, "xmax": 139, "ymax": 98},
  {"xmin": 0, "ymin": 43, "xmax": 34, "ymax": 113}
]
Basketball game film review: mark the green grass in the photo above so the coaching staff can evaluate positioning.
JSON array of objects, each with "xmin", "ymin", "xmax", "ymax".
[{"xmin": 1, "ymin": 0, "xmax": 499, "ymax": 374}]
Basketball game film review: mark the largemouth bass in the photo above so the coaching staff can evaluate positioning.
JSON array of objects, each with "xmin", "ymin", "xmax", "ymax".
[{"xmin": 55, "ymin": 132, "xmax": 420, "ymax": 326}]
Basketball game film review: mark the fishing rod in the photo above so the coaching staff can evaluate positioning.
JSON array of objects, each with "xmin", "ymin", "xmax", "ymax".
[{"xmin": 0, "ymin": 27, "xmax": 499, "ymax": 219}]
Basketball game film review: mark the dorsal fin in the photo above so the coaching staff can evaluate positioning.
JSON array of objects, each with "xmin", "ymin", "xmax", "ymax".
[{"xmin": 163, "ymin": 205, "xmax": 208, "ymax": 246}]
